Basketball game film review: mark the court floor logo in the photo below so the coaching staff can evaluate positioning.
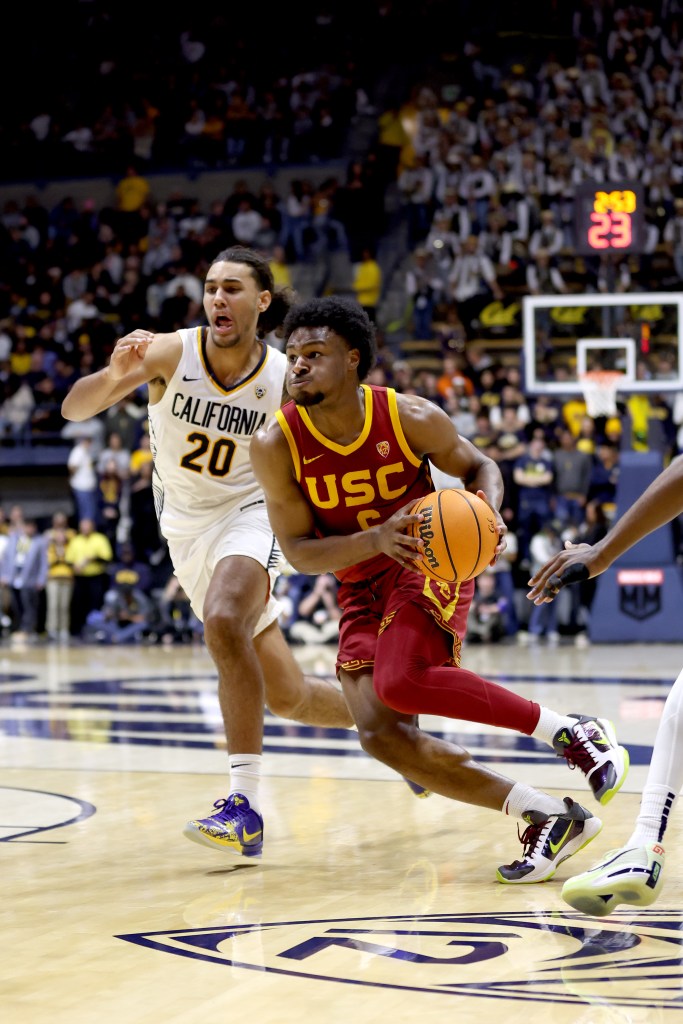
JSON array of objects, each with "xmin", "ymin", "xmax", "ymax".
[
  {"xmin": 0, "ymin": 786, "xmax": 96, "ymax": 842},
  {"xmin": 117, "ymin": 910, "xmax": 683, "ymax": 1009}
]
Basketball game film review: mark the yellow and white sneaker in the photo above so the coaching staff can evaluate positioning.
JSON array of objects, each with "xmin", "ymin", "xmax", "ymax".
[{"xmin": 562, "ymin": 842, "xmax": 665, "ymax": 916}]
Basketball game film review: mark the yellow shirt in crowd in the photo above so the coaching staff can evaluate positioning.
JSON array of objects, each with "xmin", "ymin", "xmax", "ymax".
[{"xmin": 65, "ymin": 532, "xmax": 113, "ymax": 576}]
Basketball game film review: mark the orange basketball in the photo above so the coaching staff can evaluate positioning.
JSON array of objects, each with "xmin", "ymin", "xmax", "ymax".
[{"xmin": 408, "ymin": 489, "xmax": 498, "ymax": 583}]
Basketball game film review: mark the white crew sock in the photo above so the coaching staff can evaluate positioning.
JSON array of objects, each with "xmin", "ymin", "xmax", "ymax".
[
  {"xmin": 502, "ymin": 782, "xmax": 567, "ymax": 821},
  {"xmin": 627, "ymin": 668, "xmax": 683, "ymax": 847},
  {"xmin": 229, "ymin": 754, "xmax": 263, "ymax": 814},
  {"xmin": 531, "ymin": 706, "xmax": 577, "ymax": 747},
  {"xmin": 627, "ymin": 785, "xmax": 677, "ymax": 846}
]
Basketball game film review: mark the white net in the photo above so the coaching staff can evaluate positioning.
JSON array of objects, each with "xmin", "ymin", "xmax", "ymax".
[{"xmin": 579, "ymin": 371, "xmax": 623, "ymax": 417}]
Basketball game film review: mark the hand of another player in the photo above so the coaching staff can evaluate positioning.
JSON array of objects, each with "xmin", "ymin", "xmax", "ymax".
[
  {"xmin": 108, "ymin": 330, "xmax": 156, "ymax": 380},
  {"xmin": 375, "ymin": 502, "xmax": 425, "ymax": 573},
  {"xmin": 475, "ymin": 489, "xmax": 508, "ymax": 564},
  {"xmin": 526, "ymin": 540, "xmax": 600, "ymax": 605}
]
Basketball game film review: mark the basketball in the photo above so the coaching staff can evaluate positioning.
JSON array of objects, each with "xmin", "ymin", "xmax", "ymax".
[{"xmin": 408, "ymin": 488, "xmax": 498, "ymax": 584}]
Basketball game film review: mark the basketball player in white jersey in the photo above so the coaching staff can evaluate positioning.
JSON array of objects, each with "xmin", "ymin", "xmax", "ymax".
[
  {"xmin": 528, "ymin": 454, "xmax": 683, "ymax": 914},
  {"xmin": 62, "ymin": 246, "xmax": 358, "ymax": 859}
]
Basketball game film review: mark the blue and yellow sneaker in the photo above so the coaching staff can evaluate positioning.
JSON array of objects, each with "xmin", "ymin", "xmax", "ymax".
[
  {"xmin": 553, "ymin": 715, "xmax": 629, "ymax": 805},
  {"xmin": 497, "ymin": 797, "xmax": 602, "ymax": 884},
  {"xmin": 562, "ymin": 842, "xmax": 665, "ymax": 916},
  {"xmin": 183, "ymin": 793, "xmax": 263, "ymax": 857}
]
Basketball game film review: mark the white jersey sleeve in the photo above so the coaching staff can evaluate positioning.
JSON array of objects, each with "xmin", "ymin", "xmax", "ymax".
[{"xmin": 147, "ymin": 326, "xmax": 286, "ymax": 541}]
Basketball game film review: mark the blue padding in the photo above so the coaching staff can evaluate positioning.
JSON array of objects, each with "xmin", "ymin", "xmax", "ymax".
[{"xmin": 613, "ymin": 451, "xmax": 674, "ymax": 565}]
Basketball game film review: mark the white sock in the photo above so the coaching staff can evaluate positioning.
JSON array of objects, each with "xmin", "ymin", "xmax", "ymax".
[
  {"xmin": 531, "ymin": 707, "xmax": 577, "ymax": 747},
  {"xmin": 627, "ymin": 667, "xmax": 683, "ymax": 847},
  {"xmin": 228, "ymin": 754, "xmax": 262, "ymax": 814},
  {"xmin": 502, "ymin": 782, "xmax": 567, "ymax": 821},
  {"xmin": 628, "ymin": 785, "xmax": 676, "ymax": 846}
]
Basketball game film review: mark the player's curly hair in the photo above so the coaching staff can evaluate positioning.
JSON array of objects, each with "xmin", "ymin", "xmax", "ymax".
[
  {"xmin": 209, "ymin": 246, "xmax": 296, "ymax": 338},
  {"xmin": 282, "ymin": 296, "xmax": 377, "ymax": 380}
]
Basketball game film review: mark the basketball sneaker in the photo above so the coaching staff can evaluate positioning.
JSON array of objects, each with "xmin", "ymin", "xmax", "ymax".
[
  {"xmin": 553, "ymin": 715, "xmax": 629, "ymax": 805},
  {"xmin": 183, "ymin": 793, "xmax": 263, "ymax": 857},
  {"xmin": 561, "ymin": 842, "xmax": 665, "ymax": 917},
  {"xmin": 497, "ymin": 797, "xmax": 602, "ymax": 884},
  {"xmin": 402, "ymin": 777, "xmax": 431, "ymax": 798}
]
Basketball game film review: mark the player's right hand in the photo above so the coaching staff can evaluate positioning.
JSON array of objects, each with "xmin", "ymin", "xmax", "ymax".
[
  {"xmin": 374, "ymin": 502, "xmax": 424, "ymax": 573},
  {"xmin": 108, "ymin": 330, "xmax": 155, "ymax": 380}
]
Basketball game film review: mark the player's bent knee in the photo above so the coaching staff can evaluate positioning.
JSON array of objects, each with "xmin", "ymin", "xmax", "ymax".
[{"xmin": 357, "ymin": 721, "xmax": 400, "ymax": 763}]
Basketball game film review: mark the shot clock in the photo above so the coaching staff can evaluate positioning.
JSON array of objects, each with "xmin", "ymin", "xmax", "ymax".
[{"xmin": 573, "ymin": 181, "xmax": 646, "ymax": 255}]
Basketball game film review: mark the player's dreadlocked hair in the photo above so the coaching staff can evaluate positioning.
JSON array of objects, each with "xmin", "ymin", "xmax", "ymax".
[
  {"xmin": 282, "ymin": 296, "xmax": 378, "ymax": 380},
  {"xmin": 209, "ymin": 246, "xmax": 296, "ymax": 339}
]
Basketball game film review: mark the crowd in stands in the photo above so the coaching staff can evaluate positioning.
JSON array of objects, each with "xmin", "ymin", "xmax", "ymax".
[{"xmin": 4, "ymin": 1, "xmax": 683, "ymax": 647}]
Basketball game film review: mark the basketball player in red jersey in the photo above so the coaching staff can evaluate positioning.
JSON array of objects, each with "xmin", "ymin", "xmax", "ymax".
[{"xmin": 251, "ymin": 296, "xmax": 629, "ymax": 882}]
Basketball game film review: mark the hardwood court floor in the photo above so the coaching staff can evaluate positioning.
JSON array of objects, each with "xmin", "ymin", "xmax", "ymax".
[{"xmin": 2, "ymin": 638, "xmax": 682, "ymax": 1024}]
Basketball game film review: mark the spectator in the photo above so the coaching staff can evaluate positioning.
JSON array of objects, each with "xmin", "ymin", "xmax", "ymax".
[
  {"xmin": 459, "ymin": 153, "xmax": 496, "ymax": 232},
  {"xmin": 526, "ymin": 249, "xmax": 569, "ymax": 296},
  {"xmin": 405, "ymin": 247, "xmax": 442, "ymax": 341},
  {"xmin": 97, "ymin": 457, "xmax": 125, "ymax": 547},
  {"xmin": 156, "ymin": 574, "xmax": 203, "ymax": 645},
  {"xmin": 663, "ymin": 197, "xmax": 683, "ymax": 282},
  {"xmin": 67, "ymin": 436, "xmax": 99, "ymax": 524},
  {"xmin": 351, "ymin": 247, "xmax": 382, "ymax": 323},
  {"xmin": 103, "ymin": 398, "xmax": 146, "ymax": 452},
  {"xmin": 66, "ymin": 517, "xmax": 113, "ymax": 637},
  {"xmin": 565, "ymin": 499, "xmax": 611, "ymax": 646},
  {"xmin": 280, "ymin": 179, "xmax": 314, "ymax": 262},
  {"xmin": 129, "ymin": 459, "xmax": 161, "ymax": 562},
  {"xmin": 513, "ymin": 436, "xmax": 555, "ymax": 566},
  {"xmin": 553, "ymin": 428, "xmax": 594, "ymax": 528},
  {"xmin": 529, "ymin": 209, "xmax": 564, "ymax": 258},
  {"xmin": 524, "ymin": 522, "xmax": 563, "ymax": 644},
  {"xmin": 493, "ymin": 406, "xmax": 527, "ymax": 509},
  {"xmin": 0, "ymin": 374, "xmax": 34, "ymax": 445},
  {"xmin": 310, "ymin": 178, "xmax": 349, "ymax": 257},
  {"xmin": 287, "ymin": 573, "xmax": 341, "ymax": 646},
  {"xmin": 398, "ymin": 154, "xmax": 435, "ymax": 247},
  {"xmin": 86, "ymin": 575, "xmax": 154, "ymax": 645},
  {"xmin": 425, "ymin": 210, "xmax": 462, "ymax": 272},
  {"xmin": 115, "ymin": 165, "xmax": 151, "ymax": 245},
  {"xmin": 232, "ymin": 199, "xmax": 263, "ymax": 246},
  {"xmin": 447, "ymin": 235, "xmax": 503, "ymax": 340},
  {"xmin": 467, "ymin": 571, "xmax": 509, "ymax": 644},
  {"xmin": 109, "ymin": 541, "xmax": 152, "ymax": 594},
  {"xmin": 97, "ymin": 430, "xmax": 131, "ymax": 479},
  {"xmin": 44, "ymin": 519, "xmax": 75, "ymax": 642},
  {"xmin": 268, "ymin": 245, "xmax": 293, "ymax": 291},
  {"xmin": 0, "ymin": 518, "xmax": 47, "ymax": 641}
]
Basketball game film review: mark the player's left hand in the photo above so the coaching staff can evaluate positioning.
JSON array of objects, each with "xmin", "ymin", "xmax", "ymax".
[{"xmin": 475, "ymin": 489, "xmax": 508, "ymax": 565}]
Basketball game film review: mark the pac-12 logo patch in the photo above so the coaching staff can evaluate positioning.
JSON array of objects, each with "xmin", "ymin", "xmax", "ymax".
[
  {"xmin": 376, "ymin": 441, "xmax": 390, "ymax": 458},
  {"xmin": 254, "ymin": 385, "xmax": 267, "ymax": 399},
  {"xmin": 117, "ymin": 910, "xmax": 681, "ymax": 1009}
]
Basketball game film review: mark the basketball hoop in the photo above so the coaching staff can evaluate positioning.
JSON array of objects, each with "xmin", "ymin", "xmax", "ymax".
[{"xmin": 579, "ymin": 370, "xmax": 623, "ymax": 418}]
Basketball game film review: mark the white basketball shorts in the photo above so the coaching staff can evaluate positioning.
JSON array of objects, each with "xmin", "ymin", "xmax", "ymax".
[{"xmin": 166, "ymin": 500, "xmax": 283, "ymax": 635}]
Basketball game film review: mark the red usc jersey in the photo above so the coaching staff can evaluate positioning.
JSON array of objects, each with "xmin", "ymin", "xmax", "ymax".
[{"xmin": 276, "ymin": 385, "xmax": 433, "ymax": 582}]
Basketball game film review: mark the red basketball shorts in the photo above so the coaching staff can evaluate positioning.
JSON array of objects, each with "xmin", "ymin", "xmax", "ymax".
[{"xmin": 335, "ymin": 561, "xmax": 474, "ymax": 677}]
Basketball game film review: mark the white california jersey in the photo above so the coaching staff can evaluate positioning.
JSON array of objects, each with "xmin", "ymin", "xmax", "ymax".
[{"xmin": 148, "ymin": 326, "xmax": 286, "ymax": 540}]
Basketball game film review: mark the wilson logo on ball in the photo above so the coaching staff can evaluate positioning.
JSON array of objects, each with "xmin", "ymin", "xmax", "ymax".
[
  {"xmin": 417, "ymin": 505, "xmax": 440, "ymax": 572},
  {"xmin": 409, "ymin": 488, "xmax": 498, "ymax": 584}
]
